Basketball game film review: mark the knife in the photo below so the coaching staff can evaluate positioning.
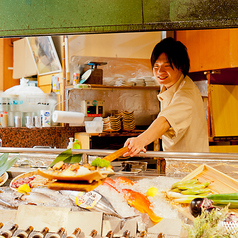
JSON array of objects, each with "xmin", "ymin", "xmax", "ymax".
[{"xmin": 103, "ymin": 147, "xmax": 129, "ymax": 162}]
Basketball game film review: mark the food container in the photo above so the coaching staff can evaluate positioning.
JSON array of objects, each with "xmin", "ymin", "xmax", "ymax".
[{"xmin": 85, "ymin": 121, "xmax": 103, "ymax": 133}]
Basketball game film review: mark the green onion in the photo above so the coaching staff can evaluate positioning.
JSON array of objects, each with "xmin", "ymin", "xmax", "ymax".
[
  {"xmin": 171, "ymin": 179, "xmax": 199, "ymax": 189},
  {"xmin": 212, "ymin": 199, "xmax": 238, "ymax": 209},
  {"xmin": 207, "ymin": 192, "xmax": 238, "ymax": 200}
]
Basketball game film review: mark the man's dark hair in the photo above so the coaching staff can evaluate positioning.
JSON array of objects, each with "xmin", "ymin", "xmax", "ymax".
[{"xmin": 150, "ymin": 37, "xmax": 190, "ymax": 76}]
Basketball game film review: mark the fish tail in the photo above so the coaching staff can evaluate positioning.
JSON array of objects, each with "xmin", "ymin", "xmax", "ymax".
[{"xmin": 146, "ymin": 209, "xmax": 163, "ymax": 223}]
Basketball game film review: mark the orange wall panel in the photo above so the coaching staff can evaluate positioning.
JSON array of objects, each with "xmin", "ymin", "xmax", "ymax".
[{"xmin": 176, "ymin": 29, "xmax": 238, "ymax": 72}]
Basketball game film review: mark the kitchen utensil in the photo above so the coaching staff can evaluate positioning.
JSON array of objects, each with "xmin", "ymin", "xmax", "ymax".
[
  {"xmin": 103, "ymin": 147, "xmax": 129, "ymax": 162},
  {"xmin": 80, "ymin": 68, "xmax": 93, "ymax": 84}
]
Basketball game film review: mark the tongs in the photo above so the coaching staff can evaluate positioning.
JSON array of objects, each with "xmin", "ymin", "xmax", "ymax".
[{"xmin": 103, "ymin": 147, "xmax": 129, "ymax": 162}]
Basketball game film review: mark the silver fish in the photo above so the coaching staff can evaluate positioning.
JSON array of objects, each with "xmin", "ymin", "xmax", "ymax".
[
  {"xmin": 60, "ymin": 190, "xmax": 123, "ymax": 218},
  {"xmin": 0, "ymin": 197, "xmax": 18, "ymax": 209},
  {"xmin": 17, "ymin": 187, "xmax": 61, "ymax": 205},
  {"xmin": 20, "ymin": 192, "xmax": 57, "ymax": 205}
]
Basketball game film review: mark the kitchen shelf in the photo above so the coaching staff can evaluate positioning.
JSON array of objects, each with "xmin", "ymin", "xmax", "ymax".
[{"xmin": 66, "ymin": 84, "xmax": 160, "ymax": 91}]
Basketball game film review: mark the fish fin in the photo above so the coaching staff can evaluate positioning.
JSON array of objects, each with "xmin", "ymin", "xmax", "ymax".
[{"xmin": 146, "ymin": 209, "xmax": 163, "ymax": 223}]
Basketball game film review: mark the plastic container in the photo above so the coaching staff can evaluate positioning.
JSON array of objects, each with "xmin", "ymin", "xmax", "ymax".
[
  {"xmin": 67, "ymin": 137, "xmax": 74, "ymax": 149},
  {"xmin": 2, "ymin": 111, "xmax": 8, "ymax": 128},
  {"xmin": 40, "ymin": 110, "xmax": 51, "ymax": 127},
  {"xmin": 85, "ymin": 121, "xmax": 103, "ymax": 133}
]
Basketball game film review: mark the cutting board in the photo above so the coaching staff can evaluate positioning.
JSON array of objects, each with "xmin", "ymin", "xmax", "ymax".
[{"xmin": 47, "ymin": 178, "xmax": 105, "ymax": 191}]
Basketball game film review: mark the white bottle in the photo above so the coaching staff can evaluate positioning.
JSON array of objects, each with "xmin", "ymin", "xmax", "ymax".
[
  {"xmin": 40, "ymin": 110, "xmax": 51, "ymax": 127},
  {"xmin": 67, "ymin": 137, "xmax": 74, "ymax": 149}
]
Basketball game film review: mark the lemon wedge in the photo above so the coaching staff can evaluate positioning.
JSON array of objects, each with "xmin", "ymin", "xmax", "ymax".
[
  {"xmin": 17, "ymin": 183, "xmax": 31, "ymax": 194},
  {"xmin": 146, "ymin": 186, "xmax": 159, "ymax": 197}
]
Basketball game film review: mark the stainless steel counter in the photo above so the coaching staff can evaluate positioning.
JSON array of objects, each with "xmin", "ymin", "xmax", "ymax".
[{"xmin": 3, "ymin": 147, "xmax": 238, "ymax": 180}]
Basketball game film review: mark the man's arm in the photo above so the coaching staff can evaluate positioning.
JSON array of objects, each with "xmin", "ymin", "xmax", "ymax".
[{"xmin": 124, "ymin": 116, "xmax": 170, "ymax": 157}]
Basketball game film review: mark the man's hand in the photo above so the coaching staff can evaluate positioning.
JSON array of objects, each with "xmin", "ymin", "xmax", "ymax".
[{"xmin": 123, "ymin": 137, "xmax": 147, "ymax": 157}]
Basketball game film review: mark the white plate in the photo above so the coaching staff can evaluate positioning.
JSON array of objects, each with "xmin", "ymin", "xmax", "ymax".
[{"xmin": 0, "ymin": 172, "xmax": 8, "ymax": 186}]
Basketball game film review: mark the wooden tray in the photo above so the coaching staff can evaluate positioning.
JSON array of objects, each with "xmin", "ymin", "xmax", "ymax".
[
  {"xmin": 171, "ymin": 164, "xmax": 238, "ymax": 220},
  {"xmin": 181, "ymin": 164, "xmax": 238, "ymax": 194},
  {"xmin": 47, "ymin": 178, "xmax": 105, "ymax": 192},
  {"xmin": 37, "ymin": 169, "xmax": 107, "ymax": 183}
]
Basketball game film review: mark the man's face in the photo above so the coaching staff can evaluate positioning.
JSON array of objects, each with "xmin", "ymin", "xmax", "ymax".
[{"xmin": 153, "ymin": 53, "xmax": 182, "ymax": 89}]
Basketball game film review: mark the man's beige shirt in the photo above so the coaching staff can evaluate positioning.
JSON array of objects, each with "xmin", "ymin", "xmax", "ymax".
[{"xmin": 157, "ymin": 74, "xmax": 209, "ymax": 152}]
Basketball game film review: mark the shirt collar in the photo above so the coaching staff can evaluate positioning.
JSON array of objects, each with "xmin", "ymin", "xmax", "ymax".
[{"xmin": 157, "ymin": 74, "xmax": 185, "ymax": 101}]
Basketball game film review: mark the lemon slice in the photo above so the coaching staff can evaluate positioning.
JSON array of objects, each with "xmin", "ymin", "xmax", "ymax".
[
  {"xmin": 146, "ymin": 186, "xmax": 159, "ymax": 197},
  {"xmin": 17, "ymin": 183, "xmax": 31, "ymax": 194}
]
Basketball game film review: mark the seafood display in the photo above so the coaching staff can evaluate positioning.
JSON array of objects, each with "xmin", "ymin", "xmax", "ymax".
[{"xmin": 3, "ymin": 148, "xmax": 238, "ymax": 237}]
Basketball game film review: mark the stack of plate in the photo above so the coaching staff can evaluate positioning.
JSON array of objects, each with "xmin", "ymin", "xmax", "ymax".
[
  {"xmin": 122, "ymin": 111, "xmax": 136, "ymax": 131},
  {"xmin": 103, "ymin": 114, "xmax": 122, "ymax": 132},
  {"xmin": 103, "ymin": 116, "xmax": 111, "ymax": 131},
  {"xmin": 110, "ymin": 114, "xmax": 122, "ymax": 131}
]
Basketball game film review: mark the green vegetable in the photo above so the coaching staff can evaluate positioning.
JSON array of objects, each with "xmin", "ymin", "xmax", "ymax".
[
  {"xmin": 171, "ymin": 188, "xmax": 182, "ymax": 193},
  {"xmin": 91, "ymin": 157, "xmax": 110, "ymax": 168},
  {"xmin": 212, "ymin": 200, "xmax": 238, "ymax": 209},
  {"xmin": 49, "ymin": 149, "xmax": 82, "ymax": 167},
  {"xmin": 171, "ymin": 179, "xmax": 199, "ymax": 189},
  {"xmin": 178, "ymin": 182, "xmax": 210, "ymax": 190},
  {"xmin": 181, "ymin": 188, "xmax": 211, "ymax": 195},
  {"xmin": 207, "ymin": 192, "xmax": 238, "ymax": 201},
  {"xmin": 184, "ymin": 206, "xmax": 231, "ymax": 237}
]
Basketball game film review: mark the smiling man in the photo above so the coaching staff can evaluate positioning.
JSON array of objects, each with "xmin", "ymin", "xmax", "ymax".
[{"xmin": 124, "ymin": 37, "xmax": 209, "ymax": 157}]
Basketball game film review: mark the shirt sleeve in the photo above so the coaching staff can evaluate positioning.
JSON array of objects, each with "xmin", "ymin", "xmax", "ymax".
[{"xmin": 158, "ymin": 91, "xmax": 193, "ymax": 139}]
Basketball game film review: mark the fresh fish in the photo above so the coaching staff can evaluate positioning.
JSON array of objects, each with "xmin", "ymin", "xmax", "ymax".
[
  {"xmin": 17, "ymin": 188, "xmax": 61, "ymax": 205},
  {"xmin": 0, "ymin": 197, "xmax": 18, "ymax": 209},
  {"xmin": 114, "ymin": 177, "xmax": 136, "ymax": 185},
  {"xmin": 102, "ymin": 178, "xmax": 121, "ymax": 193},
  {"xmin": 60, "ymin": 190, "xmax": 122, "ymax": 218},
  {"xmin": 31, "ymin": 187, "xmax": 61, "ymax": 198},
  {"xmin": 102, "ymin": 178, "xmax": 163, "ymax": 223},
  {"xmin": 122, "ymin": 189, "xmax": 163, "ymax": 223}
]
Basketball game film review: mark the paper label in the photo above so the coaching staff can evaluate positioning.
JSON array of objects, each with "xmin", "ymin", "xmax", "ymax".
[{"xmin": 75, "ymin": 191, "xmax": 101, "ymax": 209}]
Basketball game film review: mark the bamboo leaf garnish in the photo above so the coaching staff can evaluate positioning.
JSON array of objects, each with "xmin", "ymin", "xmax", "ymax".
[
  {"xmin": 0, "ymin": 153, "xmax": 9, "ymax": 168},
  {"xmin": 49, "ymin": 149, "xmax": 72, "ymax": 167},
  {"xmin": 49, "ymin": 149, "xmax": 82, "ymax": 167},
  {"xmin": 69, "ymin": 154, "xmax": 82, "ymax": 164},
  {"xmin": 0, "ymin": 154, "xmax": 19, "ymax": 177}
]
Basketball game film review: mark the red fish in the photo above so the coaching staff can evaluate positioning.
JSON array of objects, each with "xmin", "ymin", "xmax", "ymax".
[
  {"xmin": 122, "ymin": 189, "xmax": 163, "ymax": 223},
  {"xmin": 102, "ymin": 178, "xmax": 121, "ymax": 193},
  {"xmin": 114, "ymin": 176, "xmax": 136, "ymax": 185}
]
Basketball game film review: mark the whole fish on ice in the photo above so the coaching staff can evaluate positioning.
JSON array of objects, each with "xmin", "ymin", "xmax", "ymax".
[
  {"xmin": 17, "ymin": 187, "xmax": 64, "ymax": 206},
  {"xmin": 60, "ymin": 190, "xmax": 126, "ymax": 219},
  {"xmin": 102, "ymin": 177, "xmax": 163, "ymax": 223},
  {"xmin": 122, "ymin": 189, "xmax": 163, "ymax": 223}
]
